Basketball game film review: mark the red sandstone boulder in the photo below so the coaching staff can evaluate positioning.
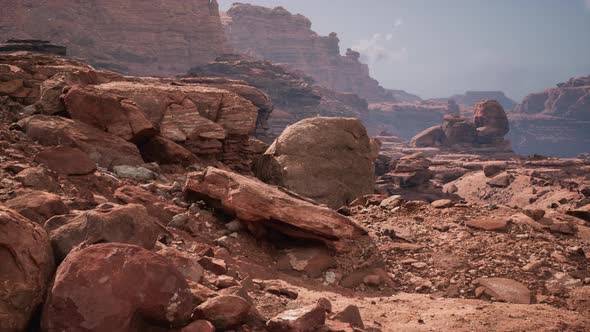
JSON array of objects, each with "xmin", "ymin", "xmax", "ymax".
[
  {"xmin": 16, "ymin": 115, "xmax": 144, "ymax": 169},
  {"xmin": 45, "ymin": 203, "xmax": 160, "ymax": 260},
  {"xmin": 63, "ymin": 85, "xmax": 155, "ymax": 144},
  {"xmin": 34, "ymin": 146, "xmax": 97, "ymax": 175},
  {"xmin": 41, "ymin": 243, "xmax": 194, "ymax": 331},
  {"xmin": 5, "ymin": 190, "xmax": 69, "ymax": 224},
  {"xmin": 14, "ymin": 166, "xmax": 60, "ymax": 192},
  {"xmin": 114, "ymin": 185, "xmax": 184, "ymax": 223},
  {"xmin": 0, "ymin": 205, "xmax": 54, "ymax": 332},
  {"xmin": 253, "ymin": 117, "xmax": 376, "ymax": 209},
  {"xmin": 184, "ymin": 167, "xmax": 367, "ymax": 251},
  {"xmin": 443, "ymin": 115, "xmax": 477, "ymax": 146},
  {"xmin": 473, "ymin": 100, "xmax": 510, "ymax": 142},
  {"xmin": 193, "ymin": 295, "xmax": 251, "ymax": 330}
]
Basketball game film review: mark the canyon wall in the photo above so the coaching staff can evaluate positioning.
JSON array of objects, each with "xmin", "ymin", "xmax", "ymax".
[
  {"xmin": 0, "ymin": 0, "xmax": 226, "ymax": 76},
  {"xmin": 224, "ymin": 3, "xmax": 395, "ymax": 102},
  {"xmin": 434, "ymin": 91, "xmax": 517, "ymax": 110},
  {"xmin": 509, "ymin": 76, "xmax": 590, "ymax": 157}
]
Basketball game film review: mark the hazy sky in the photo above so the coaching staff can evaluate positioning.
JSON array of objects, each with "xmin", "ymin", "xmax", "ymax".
[{"xmin": 219, "ymin": 0, "xmax": 590, "ymax": 101}]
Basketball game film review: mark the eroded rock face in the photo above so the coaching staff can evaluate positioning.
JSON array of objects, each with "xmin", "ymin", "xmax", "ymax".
[
  {"xmin": 510, "ymin": 75, "xmax": 590, "ymax": 157},
  {"xmin": 183, "ymin": 167, "xmax": 367, "ymax": 251},
  {"xmin": 224, "ymin": 4, "xmax": 394, "ymax": 103},
  {"xmin": 0, "ymin": 205, "xmax": 54, "ymax": 332},
  {"xmin": 473, "ymin": 100, "xmax": 510, "ymax": 143},
  {"xmin": 254, "ymin": 117, "xmax": 376, "ymax": 208},
  {"xmin": 41, "ymin": 243, "xmax": 194, "ymax": 331},
  {"xmin": 0, "ymin": 0, "xmax": 226, "ymax": 76},
  {"xmin": 5, "ymin": 190, "xmax": 69, "ymax": 224},
  {"xmin": 17, "ymin": 115, "xmax": 144, "ymax": 169}
]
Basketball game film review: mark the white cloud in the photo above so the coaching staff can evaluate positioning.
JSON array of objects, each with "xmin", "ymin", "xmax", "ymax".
[{"xmin": 352, "ymin": 32, "xmax": 408, "ymax": 64}]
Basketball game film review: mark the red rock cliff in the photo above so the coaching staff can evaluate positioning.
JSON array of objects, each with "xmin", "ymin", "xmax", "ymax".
[
  {"xmin": 224, "ymin": 3, "xmax": 395, "ymax": 102},
  {"xmin": 0, "ymin": 0, "xmax": 226, "ymax": 76}
]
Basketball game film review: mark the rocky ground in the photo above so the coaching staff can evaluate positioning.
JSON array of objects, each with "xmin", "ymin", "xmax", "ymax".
[{"xmin": 1, "ymin": 50, "xmax": 590, "ymax": 332}]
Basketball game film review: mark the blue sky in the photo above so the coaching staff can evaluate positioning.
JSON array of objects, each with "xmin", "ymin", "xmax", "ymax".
[{"xmin": 219, "ymin": 0, "xmax": 590, "ymax": 101}]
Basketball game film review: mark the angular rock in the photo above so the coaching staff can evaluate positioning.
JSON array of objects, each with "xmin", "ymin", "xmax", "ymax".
[
  {"xmin": 0, "ymin": 205, "xmax": 54, "ymax": 332},
  {"xmin": 466, "ymin": 218, "xmax": 509, "ymax": 232},
  {"xmin": 5, "ymin": 190, "xmax": 69, "ymax": 224},
  {"xmin": 487, "ymin": 172, "xmax": 514, "ymax": 188},
  {"xmin": 113, "ymin": 165, "xmax": 157, "ymax": 181},
  {"xmin": 41, "ymin": 243, "xmax": 194, "ymax": 331},
  {"xmin": 63, "ymin": 85, "xmax": 155, "ymax": 143},
  {"xmin": 443, "ymin": 115, "xmax": 477, "ymax": 146},
  {"xmin": 474, "ymin": 278, "xmax": 531, "ymax": 304},
  {"xmin": 431, "ymin": 199, "xmax": 454, "ymax": 209},
  {"xmin": 34, "ymin": 146, "xmax": 97, "ymax": 175},
  {"xmin": 193, "ymin": 295, "xmax": 251, "ymax": 330},
  {"xmin": 254, "ymin": 117, "xmax": 376, "ymax": 209},
  {"xmin": 45, "ymin": 203, "xmax": 159, "ymax": 260},
  {"xmin": 197, "ymin": 256, "xmax": 228, "ymax": 275},
  {"xmin": 157, "ymin": 246, "xmax": 204, "ymax": 284},
  {"xmin": 184, "ymin": 167, "xmax": 367, "ymax": 251},
  {"xmin": 266, "ymin": 304, "xmax": 326, "ymax": 332},
  {"xmin": 17, "ymin": 115, "xmax": 143, "ymax": 169},
  {"xmin": 15, "ymin": 166, "xmax": 60, "ymax": 192}
]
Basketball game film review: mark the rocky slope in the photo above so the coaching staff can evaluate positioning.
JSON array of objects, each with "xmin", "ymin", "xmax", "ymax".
[
  {"xmin": 1, "ymin": 51, "xmax": 590, "ymax": 332},
  {"xmin": 510, "ymin": 76, "xmax": 590, "ymax": 157},
  {"xmin": 223, "ymin": 3, "xmax": 396, "ymax": 103},
  {"xmin": 0, "ymin": 0, "xmax": 226, "ymax": 76}
]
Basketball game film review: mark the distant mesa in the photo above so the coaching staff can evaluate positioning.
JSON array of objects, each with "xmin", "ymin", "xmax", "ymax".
[
  {"xmin": 0, "ymin": 39, "xmax": 66, "ymax": 56},
  {"xmin": 431, "ymin": 91, "xmax": 517, "ymax": 110}
]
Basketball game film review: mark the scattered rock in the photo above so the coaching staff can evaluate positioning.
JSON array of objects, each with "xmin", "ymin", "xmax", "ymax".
[
  {"xmin": 15, "ymin": 166, "xmax": 60, "ymax": 192},
  {"xmin": 487, "ymin": 172, "xmax": 514, "ymax": 188},
  {"xmin": 523, "ymin": 209, "xmax": 546, "ymax": 222},
  {"xmin": 474, "ymin": 278, "xmax": 531, "ymax": 304},
  {"xmin": 431, "ymin": 199, "xmax": 454, "ymax": 209},
  {"xmin": 466, "ymin": 218, "xmax": 509, "ymax": 232},
  {"xmin": 5, "ymin": 190, "xmax": 69, "ymax": 224},
  {"xmin": 156, "ymin": 246, "xmax": 204, "ymax": 283},
  {"xmin": 34, "ymin": 146, "xmax": 97, "ymax": 175},
  {"xmin": 267, "ymin": 304, "xmax": 326, "ymax": 332},
  {"xmin": 198, "ymin": 256, "xmax": 228, "ymax": 275},
  {"xmin": 276, "ymin": 247, "xmax": 337, "ymax": 277},
  {"xmin": 483, "ymin": 162, "xmax": 506, "ymax": 178},
  {"xmin": 113, "ymin": 165, "xmax": 158, "ymax": 181},
  {"xmin": 567, "ymin": 204, "xmax": 590, "ymax": 223},
  {"xmin": 45, "ymin": 203, "xmax": 159, "ymax": 260},
  {"xmin": 193, "ymin": 295, "xmax": 251, "ymax": 330}
]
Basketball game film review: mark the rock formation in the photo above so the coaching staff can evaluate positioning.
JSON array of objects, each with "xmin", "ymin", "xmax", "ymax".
[
  {"xmin": 224, "ymin": 4, "xmax": 395, "ymax": 102},
  {"xmin": 510, "ymin": 76, "xmax": 590, "ymax": 157},
  {"xmin": 254, "ymin": 117, "xmax": 377, "ymax": 209},
  {"xmin": 410, "ymin": 99, "xmax": 512, "ymax": 152},
  {"xmin": 0, "ymin": 39, "xmax": 66, "ymax": 55},
  {"xmin": 188, "ymin": 54, "xmax": 369, "ymax": 139},
  {"xmin": 0, "ymin": 0, "xmax": 226, "ymax": 76}
]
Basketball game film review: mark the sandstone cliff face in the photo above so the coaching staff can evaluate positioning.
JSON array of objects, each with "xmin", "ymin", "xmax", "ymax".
[
  {"xmin": 224, "ymin": 4, "xmax": 394, "ymax": 102},
  {"xmin": 188, "ymin": 55, "xmax": 368, "ymax": 141},
  {"xmin": 0, "ymin": 0, "xmax": 226, "ymax": 76},
  {"xmin": 510, "ymin": 76, "xmax": 590, "ymax": 157}
]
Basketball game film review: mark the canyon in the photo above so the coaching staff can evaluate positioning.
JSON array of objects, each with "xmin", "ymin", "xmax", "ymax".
[{"xmin": 0, "ymin": 2, "xmax": 589, "ymax": 332}]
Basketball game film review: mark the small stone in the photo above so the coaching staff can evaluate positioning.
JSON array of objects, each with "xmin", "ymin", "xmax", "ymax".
[
  {"xmin": 198, "ymin": 257, "xmax": 227, "ymax": 275},
  {"xmin": 194, "ymin": 295, "xmax": 251, "ymax": 330},
  {"xmin": 225, "ymin": 219, "xmax": 243, "ymax": 232},
  {"xmin": 267, "ymin": 304, "xmax": 326, "ymax": 332},
  {"xmin": 473, "ymin": 278, "xmax": 531, "ymax": 304},
  {"xmin": 113, "ymin": 165, "xmax": 157, "ymax": 180},
  {"xmin": 466, "ymin": 218, "xmax": 509, "ymax": 232},
  {"xmin": 483, "ymin": 163, "xmax": 506, "ymax": 178},
  {"xmin": 215, "ymin": 275, "xmax": 239, "ymax": 289},
  {"xmin": 487, "ymin": 173, "xmax": 513, "ymax": 188},
  {"xmin": 380, "ymin": 195, "xmax": 403, "ymax": 209},
  {"xmin": 523, "ymin": 209, "xmax": 545, "ymax": 221},
  {"xmin": 431, "ymin": 199, "xmax": 454, "ymax": 209}
]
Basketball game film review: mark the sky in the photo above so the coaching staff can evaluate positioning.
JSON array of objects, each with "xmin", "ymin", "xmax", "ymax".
[{"xmin": 218, "ymin": 0, "xmax": 590, "ymax": 101}]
